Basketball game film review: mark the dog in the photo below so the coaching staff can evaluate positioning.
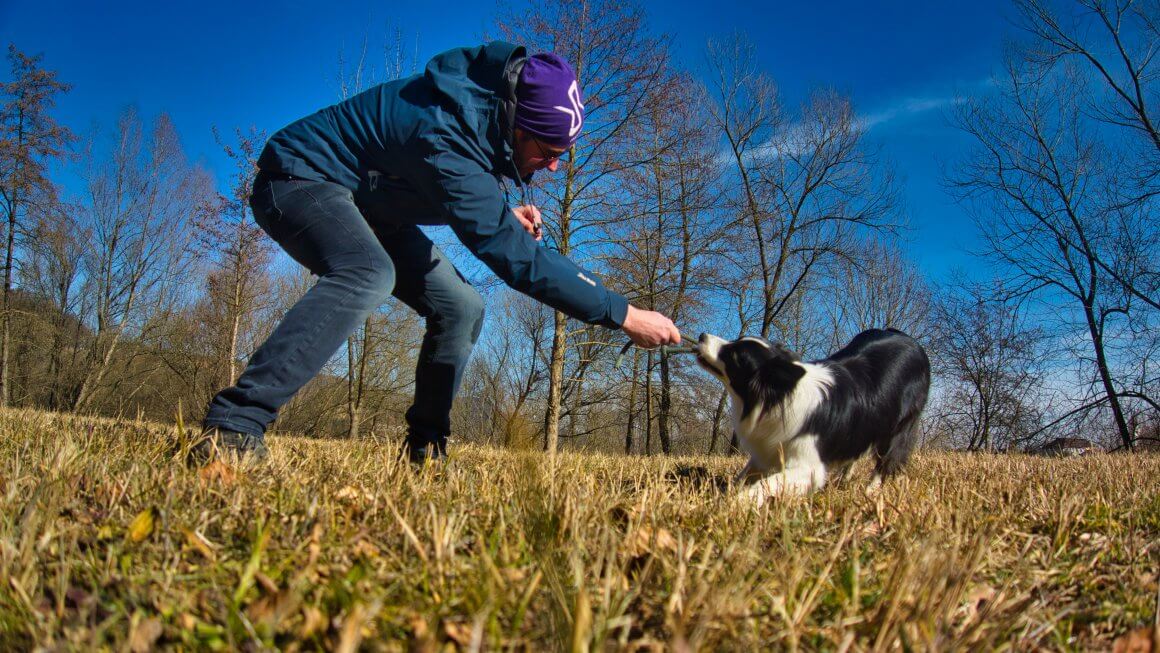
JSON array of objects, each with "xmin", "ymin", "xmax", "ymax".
[{"xmin": 694, "ymin": 329, "xmax": 930, "ymax": 504}]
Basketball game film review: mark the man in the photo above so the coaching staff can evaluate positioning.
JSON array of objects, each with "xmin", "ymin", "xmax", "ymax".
[{"xmin": 193, "ymin": 42, "xmax": 681, "ymax": 465}]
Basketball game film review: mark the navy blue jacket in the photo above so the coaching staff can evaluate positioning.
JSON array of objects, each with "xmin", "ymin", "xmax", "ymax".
[{"xmin": 257, "ymin": 41, "xmax": 628, "ymax": 329}]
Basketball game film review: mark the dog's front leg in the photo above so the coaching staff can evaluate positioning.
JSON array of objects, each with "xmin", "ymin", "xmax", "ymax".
[
  {"xmin": 734, "ymin": 457, "xmax": 765, "ymax": 487},
  {"xmin": 740, "ymin": 463, "xmax": 825, "ymax": 507}
]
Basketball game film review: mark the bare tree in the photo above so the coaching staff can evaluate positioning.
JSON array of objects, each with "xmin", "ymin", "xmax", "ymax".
[
  {"xmin": 929, "ymin": 278, "xmax": 1049, "ymax": 451},
  {"xmin": 0, "ymin": 45, "xmax": 73, "ymax": 407},
  {"xmin": 193, "ymin": 127, "xmax": 274, "ymax": 390},
  {"xmin": 71, "ymin": 109, "xmax": 213, "ymax": 411},
  {"xmin": 707, "ymin": 36, "xmax": 902, "ymax": 349},
  {"xmin": 21, "ymin": 195, "xmax": 87, "ymax": 408},
  {"xmin": 822, "ymin": 237, "xmax": 933, "ymax": 349},
  {"xmin": 497, "ymin": 0, "xmax": 672, "ymax": 454},
  {"xmin": 333, "ymin": 26, "xmax": 420, "ymax": 438},
  {"xmin": 950, "ymin": 56, "xmax": 1149, "ymax": 448},
  {"xmin": 1014, "ymin": 0, "xmax": 1160, "ymax": 311},
  {"xmin": 602, "ymin": 71, "xmax": 722, "ymax": 454},
  {"xmin": 453, "ymin": 290, "xmax": 553, "ymax": 446},
  {"xmin": 1016, "ymin": 0, "xmax": 1159, "ymax": 158}
]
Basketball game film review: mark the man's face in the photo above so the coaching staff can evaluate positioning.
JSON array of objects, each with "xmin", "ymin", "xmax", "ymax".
[{"xmin": 514, "ymin": 129, "xmax": 568, "ymax": 178}]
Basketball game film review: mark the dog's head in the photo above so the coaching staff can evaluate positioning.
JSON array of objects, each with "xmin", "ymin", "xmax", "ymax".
[{"xmin": 695, "ymin": 333, "xmax": 806, "ymax": 417}]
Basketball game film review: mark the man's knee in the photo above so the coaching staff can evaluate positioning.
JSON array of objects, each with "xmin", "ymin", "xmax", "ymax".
[
  {"xmin": 335, "ymin": 251, "xmax": 396, "ymax": 303},
  {"xmin": 457, "ymin": 289, "xmax": 484, "ymax": 345},
  {"xmin": 435, "ymin": 286, "xmax": 485, "ymax": 342}
]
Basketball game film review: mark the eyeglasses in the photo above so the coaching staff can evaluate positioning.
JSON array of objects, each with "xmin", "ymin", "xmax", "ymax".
[{"xmin": 523, "ymin": 134, "xmax": 567, "ymax": 168}]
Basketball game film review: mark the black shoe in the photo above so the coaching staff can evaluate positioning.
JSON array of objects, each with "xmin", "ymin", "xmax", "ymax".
[
  {"xmin": 401, "ymin": 437, "xmax": 447, "ymax": 469},
  {"xmin": 189, "ymin": 427, "xmax": 269, "ymax": 465}
]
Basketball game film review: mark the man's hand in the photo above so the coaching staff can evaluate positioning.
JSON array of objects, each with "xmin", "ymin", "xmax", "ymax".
[
  {"xmin": 512, "ymin": 205, "xmax": 543, "ymax": 241},
  {"xmin": 621, "ymin": 305, "xmax": 681, "ymax": 348}
]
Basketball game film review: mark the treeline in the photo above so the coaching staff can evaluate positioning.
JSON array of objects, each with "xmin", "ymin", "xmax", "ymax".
[{"xmin": 2, "ymin": 0, "xmax": 1156, "ymax": 454}]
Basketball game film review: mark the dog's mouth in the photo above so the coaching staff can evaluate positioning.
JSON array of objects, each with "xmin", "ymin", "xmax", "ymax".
[
  {"xmin": 695, "ymin": 351, "xmax": 724, "ymax": 379},
  {"xmin": 695, "ymin": 334, "xmax": 729, "ymax": 379}
]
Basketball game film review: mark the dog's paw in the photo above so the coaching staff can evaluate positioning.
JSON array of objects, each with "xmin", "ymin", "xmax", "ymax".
[{"xmin": 736, "ymin": 473, "xmax": 817, "ymax": 507}]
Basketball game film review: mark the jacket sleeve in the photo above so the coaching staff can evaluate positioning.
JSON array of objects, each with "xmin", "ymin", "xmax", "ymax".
[{"xmin": 411, "ymin": 138, "xmax": 629, "ymax": 329}]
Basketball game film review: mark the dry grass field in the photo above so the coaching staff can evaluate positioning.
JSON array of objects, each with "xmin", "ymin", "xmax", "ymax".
[{"xmin": 1, "ymin": 407, "xmax": 1158, "ymax": 651}]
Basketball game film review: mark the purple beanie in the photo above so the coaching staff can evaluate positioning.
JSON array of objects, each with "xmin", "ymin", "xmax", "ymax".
[{"xmin": 515, "ymin": 53, "xmax": 585, "ymax": 148}]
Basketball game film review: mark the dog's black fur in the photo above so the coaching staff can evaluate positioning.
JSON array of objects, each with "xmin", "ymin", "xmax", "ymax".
[{"xmin": 696, "ymin": 328, "xmax": 931, "ymax": 493}]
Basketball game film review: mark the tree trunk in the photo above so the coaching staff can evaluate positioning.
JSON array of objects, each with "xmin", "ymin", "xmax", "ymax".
[
  {"xmin": 644, "ymin": 351, "xmax": 654, "ymax": 455},
  {"xmin": 709, "ymin": 389, "xmax": 728, "ymax": 454},
  {"xmin": 1, "ymin": 203, "xmax": 13, "ymax": 407},
  {"xmin": 544, "ymin": 157, "xmax": 576, "ymax": 455},
  {"xmin": 625, "ymin": 349, "xmax": 639, "ymax": 454},
  {"xmin": 226, "ymin": 291, "xmax": 241, "ymax": 388},
  {"xmin": 658, "ymin": 349, "xmax": 672, "ymax": 454},
  {"xmin": 347, "ymin": 332, "xmax": 359, "ymax": 439},
  {"xmin": 1084, "ymin": 303, "xmax": 1133, "ymax": 449},
  {"xmin": 73, "ymin": 328, "xmax": 127, "ymax": 412},
  {"xmin": 543, "ymin": 310, "xmax": 567, "ymax": 453},
  {"xmin": 346, "ymin": 319, "xmax": 371, "ymax": 439},
  {"xmin": 0, "ymin": 115, "xmax": 20, "ymax": 408}
]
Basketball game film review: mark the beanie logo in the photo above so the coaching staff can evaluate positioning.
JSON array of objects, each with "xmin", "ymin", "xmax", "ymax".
[{"xmin": 553, "ymin": 81, "xmax": 585, "ymax": 139}]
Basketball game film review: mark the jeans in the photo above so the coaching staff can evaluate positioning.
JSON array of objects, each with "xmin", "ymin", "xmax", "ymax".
[{"xmin": 203, "ymin": 172, "xmax": 485, "ymax": 449}]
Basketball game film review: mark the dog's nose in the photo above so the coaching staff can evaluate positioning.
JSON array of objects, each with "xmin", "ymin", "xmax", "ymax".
[{"xmin": 698, "ymin": 332, "xmax": 709, "ymax": 344}]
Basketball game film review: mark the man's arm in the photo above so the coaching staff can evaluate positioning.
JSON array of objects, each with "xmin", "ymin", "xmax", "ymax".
[
  {"xmin": 414, "ymin": 140, "xmax": 628, "ymax": 328},
  {"xmin": 509, "ymin": 205, "xmax": 679, "ymax": 347}
]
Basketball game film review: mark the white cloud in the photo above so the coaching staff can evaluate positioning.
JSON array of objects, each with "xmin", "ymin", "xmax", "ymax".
[
  {"xmin": 722, "ymin": 80, "xmax": 992, "ymax": 166},
  {"xmin": 857, "ymin": 94, "xmax": 966, "ymax": 131}
]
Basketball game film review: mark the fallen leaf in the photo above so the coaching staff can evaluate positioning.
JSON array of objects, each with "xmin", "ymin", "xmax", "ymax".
[
  {"xmin": 248, "ymin": 589, "xmax": 297, "ymax": 629},
  {"xmin": 179, "ymin": 613, "xmax": 196, "ymax": 631},
  {"xmin": 352, "ymin": 539, "xmax": 380, "ymax": 561},
  {"xmin": 959, "ymin": 584, "xmax": 997, "ymax": 624},
  {"xmin": 443, "ymin": 619, "xmax": 473, "ymax": 645},
  {"xmin": 198, "ymin": 460, "xmax": 236, "ymax": 486},
  {"xmin": 335, "ymin": 485, "xmax": 373, "ymax": 510},
  {"xmin": 502, "ymin": 567, "xmax": 528, "ymax": 583},
  {"xmin": 255, "ymin": 571, "xmax": 279, "ymax": 595},
  {"xmin": 298, "ymin": 606, "xmax": 327, "ymax": 639},
  {"xmin": 127, "ymin": 507, "xmax": 159, "ymax": 543},
  {"xmin": 64, "ymin": 586, "xmax": 91, "ymax": 610},
  {"xmin": 626, "ymin": 526, "xmax": 678, "ymax": 558},
  {"xmin": 1112, "ymin": 627, "xmax": 1155, "ymax": 653},
  {"xmin": 408, "ymin": 612, "xmax": 439, "ymax": 653},
  {"xmin": 182, "ymin": 528, "xmax": 216, "ymax": 561},
  {"xmin": 129, "ymin": 616, "xmax": 163, "ymax": 653}
]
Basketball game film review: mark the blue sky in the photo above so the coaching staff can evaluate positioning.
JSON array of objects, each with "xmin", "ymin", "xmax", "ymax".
[{"xmin": 1, "ymin": 0, "xmax": 1014, "ymax": 281}]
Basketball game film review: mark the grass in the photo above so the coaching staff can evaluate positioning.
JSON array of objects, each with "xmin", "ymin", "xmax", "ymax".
[{"xmin": 1, "ymin": 407, "xmax": 1158, "ymax": 651}]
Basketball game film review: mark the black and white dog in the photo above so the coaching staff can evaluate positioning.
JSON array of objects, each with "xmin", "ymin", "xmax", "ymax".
[{"xmin": 695, "ymin": 329, "xmax": 930, "ymax": 504}]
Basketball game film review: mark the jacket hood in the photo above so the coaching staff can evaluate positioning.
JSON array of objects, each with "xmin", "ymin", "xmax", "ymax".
[{"xmin": 424, "ymin": 41, "xmax": 527, "ymax": 181}]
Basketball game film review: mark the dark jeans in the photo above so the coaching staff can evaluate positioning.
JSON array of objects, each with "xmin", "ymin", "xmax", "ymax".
[{"xmin": 203, "ymin": 172, "xmax": 485, "ymax": 448}]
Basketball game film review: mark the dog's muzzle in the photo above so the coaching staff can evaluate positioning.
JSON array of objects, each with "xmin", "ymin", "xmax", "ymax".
[{"xmin": 696, "ymin": 333, "xmax": 728, "ymax": 376}]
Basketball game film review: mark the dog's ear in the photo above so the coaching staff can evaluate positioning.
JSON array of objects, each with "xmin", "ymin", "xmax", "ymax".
[
  {"xmin": 771, "ymin": 342, "xmax": 800, "ymax": 361},
  {"xmin": 759, "ymin": 357, "xmax": 805, "ymax": 387},
  {"xmin": 748, "ymin": 357, "xmax": 806, "ymax": 413}
]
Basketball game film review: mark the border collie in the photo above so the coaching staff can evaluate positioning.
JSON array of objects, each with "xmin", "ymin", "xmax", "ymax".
[{"xmin": 695, "ymin": 329, "xmax": 930, "ymax": 504}]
